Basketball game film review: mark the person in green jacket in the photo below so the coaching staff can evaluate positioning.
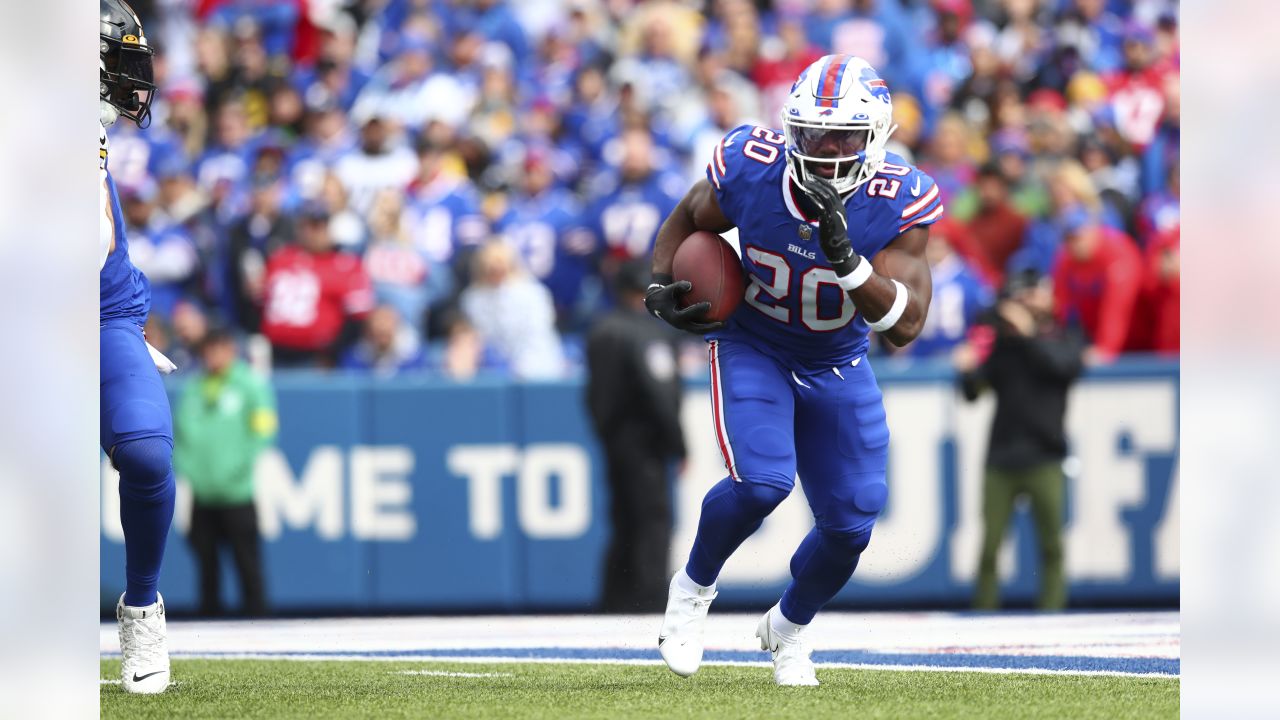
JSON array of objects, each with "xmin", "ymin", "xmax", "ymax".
[{"xmin": 174, "ymin": 327, "xmax": 278, "ymax": 616}]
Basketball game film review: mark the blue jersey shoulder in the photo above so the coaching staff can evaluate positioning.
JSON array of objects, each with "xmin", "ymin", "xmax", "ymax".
[
  {"xmin": 705, "ymin": 124, "xmax": 787, "ymax": 225},
  {"xmin": 856, "ymin": 153, "xmax": 944, "ymax": 243}
]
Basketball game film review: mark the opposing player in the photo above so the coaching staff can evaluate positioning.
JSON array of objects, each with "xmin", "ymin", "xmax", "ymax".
[
  {"xmin": 101, "ymin": 0, "xmax": 177, "ymax": 694},
  {"xmin": 646, "ymin": 55, "xmax": 943, "ymax": 686}
]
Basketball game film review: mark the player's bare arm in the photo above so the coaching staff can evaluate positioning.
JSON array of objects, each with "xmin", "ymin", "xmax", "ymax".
[
  {"xmin": 804, "ymin": 176, "xmax": 931, "ymax": 347},
  {"xmin": 858, "ymin": 226, "xmax": 931, "ymax": 346},
  {"xmin": 645, "ymin": 179, "xmax": 735, "ymax": 334},
  {"xmin": 651, "ymin": 179, "xmax": 735, "ymax": 277}
]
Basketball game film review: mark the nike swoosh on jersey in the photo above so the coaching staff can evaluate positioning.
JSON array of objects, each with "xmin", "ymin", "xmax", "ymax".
[
  {"xmin": 911, "ymin": 177, "xmax": 922, "ymax": 196},
  {"xmin": 851, "ymin": 356, "xmax": 863, "ymax": 367}
]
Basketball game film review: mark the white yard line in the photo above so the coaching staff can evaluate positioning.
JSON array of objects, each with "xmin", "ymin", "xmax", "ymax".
[
  {"xmin": 116, "ymin": 652, "xmax": 1176, "ymax": 680},
  {"xmin": 392, "ymin": 670, "xmax": 513, "ymax": 678}
]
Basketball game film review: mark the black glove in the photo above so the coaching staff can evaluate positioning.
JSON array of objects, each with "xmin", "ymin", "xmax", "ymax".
[
  {"xmin": 802, "ymin": 176, "xmax": 863, "ymax": 278},
  {"xmin": 644, "ymin": 273, "xmax": 725, "ymax": 335}
]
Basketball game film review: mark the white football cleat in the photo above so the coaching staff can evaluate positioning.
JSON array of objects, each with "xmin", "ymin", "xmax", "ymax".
[
  {"xmin": 756, "ymin": 607, "xmax": 819, "ymax": 687},
  {"xmin": 658, "ymin": 572, "xmax": 717, "ymax": 677},
  {"xmin": 117, "ymin": 593, "xmax": 170, "ymax": 694}
]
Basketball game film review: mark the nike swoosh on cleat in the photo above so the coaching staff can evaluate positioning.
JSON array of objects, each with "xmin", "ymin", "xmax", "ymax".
[
  {"xmin": 131, "ymin": 671, "xmax": 166, "ymax": 683},
  {"xmin": 658, "ymin": 635, "xmax": 668, "ymax": 647}
]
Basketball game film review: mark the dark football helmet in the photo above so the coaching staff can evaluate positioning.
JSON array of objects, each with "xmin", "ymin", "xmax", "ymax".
[{"xmin": 100, "ymin": 0, "xmax": 155, "ymax": 127}]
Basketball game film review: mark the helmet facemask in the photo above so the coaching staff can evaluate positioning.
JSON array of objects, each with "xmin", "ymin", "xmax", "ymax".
[
  {"xmin": 783, "ymin": 116, "xmax": 895, "ymax": 196},
  {"xmin": 100, "ymin": 35, "xmax": 155, "ymax": 128}
]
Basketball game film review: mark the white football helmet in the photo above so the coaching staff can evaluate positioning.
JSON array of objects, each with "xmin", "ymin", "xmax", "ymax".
[{"xmin": 781, "ymin": 55, "xmax": 896, "ymax": 196}]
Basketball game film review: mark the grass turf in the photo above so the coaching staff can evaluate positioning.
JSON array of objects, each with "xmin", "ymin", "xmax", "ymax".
[{"xmin": 100, "ymin": 659, "xmax": 1178, "ymax": 719}]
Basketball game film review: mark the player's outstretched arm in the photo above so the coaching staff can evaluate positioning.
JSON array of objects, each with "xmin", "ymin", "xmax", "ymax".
[
  {"xmin": 803, "ymin": 176, "xmax": 932, "ymax": 347},
  {"xmin": 645, "ymin": 179, "xmax": 735, "ymax": 334}
]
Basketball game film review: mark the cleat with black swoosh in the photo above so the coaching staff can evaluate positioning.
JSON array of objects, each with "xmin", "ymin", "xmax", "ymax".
[
  {"xmin": 117, "ymin": 593, "xmax": 170, "ymax": 694},
  {"xmin": 658, "ymin": 572, "xmax": 717, "ymax": 677}
]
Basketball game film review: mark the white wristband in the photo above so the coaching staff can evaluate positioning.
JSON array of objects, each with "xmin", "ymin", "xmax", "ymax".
[
  {"xmin": 868, "ymin": 279, "xmax": 909, "ymax": 333},
  {"xmin": 836, "ymin": 256, "xmax": 873, "ymax": 291}
]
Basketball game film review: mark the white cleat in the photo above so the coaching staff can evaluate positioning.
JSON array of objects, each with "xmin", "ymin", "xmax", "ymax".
[
  {"xmin": 117, "ymin": 593, "xmax": 170, "ymax": 694},
  {"xmin": 658, "ymin": 573, "xmax": 717, "ymax": 677},
  {"xmin": 756, "ymin": 608, "xmax": 819, "ymax": 687}
]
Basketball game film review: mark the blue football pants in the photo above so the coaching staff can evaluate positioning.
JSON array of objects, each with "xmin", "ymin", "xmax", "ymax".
[
  {"xmin": 101, "ymin": 320, "xmax": 175, "ymax": 607},
  {"xmin": 685, "ymin": 339, "xmax": 890, "ymax": 624}
]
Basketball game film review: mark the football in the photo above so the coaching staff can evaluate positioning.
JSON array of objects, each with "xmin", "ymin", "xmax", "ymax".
[{"xmin": 672, "ymin": 231, "xmax": 744, "ymax": 322}]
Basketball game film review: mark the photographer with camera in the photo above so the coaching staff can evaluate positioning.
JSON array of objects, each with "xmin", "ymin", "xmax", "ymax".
[{"xmin": 953, "ymin": 268, "xmax": 1086, "ymax": 611}]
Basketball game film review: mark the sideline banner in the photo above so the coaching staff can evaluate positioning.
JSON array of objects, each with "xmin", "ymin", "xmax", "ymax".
[{"xmin": 100, "ymin": 359, "xmax": 1178, "ymax": 612}]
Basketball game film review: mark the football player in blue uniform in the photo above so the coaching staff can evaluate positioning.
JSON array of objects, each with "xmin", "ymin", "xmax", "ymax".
[
  {"xmin": 101, "ymin": 0, "xmax": 177, "ymax": 694},
  {"xmin": 646, "ymin": 55, "xmax": 943, "ymax": 686}
]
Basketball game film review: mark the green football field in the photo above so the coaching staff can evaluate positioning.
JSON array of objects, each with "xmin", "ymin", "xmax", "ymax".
[{"xmin": 100, "ymin": 659, "xmax": 1178, "ymax": 719}]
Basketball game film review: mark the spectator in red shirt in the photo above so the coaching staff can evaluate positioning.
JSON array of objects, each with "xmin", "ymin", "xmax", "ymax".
[
  {"xmin": 1142, "ymin": 227, "xmax": 1179, "ymax": 355},
  {"xmin": 260, "ymin": 201, "xmax": 375, "ymax": 368},
  {"xmin": 1051, "ymin": 207, "xmax": 1143, "ymax": 363},
  {"xmin": 966, "ymin": 163, "xmax": 1028, "ymax": 285}
]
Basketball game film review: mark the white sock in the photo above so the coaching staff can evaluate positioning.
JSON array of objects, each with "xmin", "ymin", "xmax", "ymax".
[
  {"xmin": 769, "ymin": 603, "xmax": 806, "ymax": 642},
  {"xmin": 675, "ymin": 568, "xmax": 716, "ymax": 597}
]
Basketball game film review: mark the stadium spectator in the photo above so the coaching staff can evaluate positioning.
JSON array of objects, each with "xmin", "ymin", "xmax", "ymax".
[
  {"xmin": 404, "ymin": 138, "xmax": 489, "ymax": 285},
  {"xmin": 362, "ymin": 189, "xmax": 450, "ymax": 333},
  {"xmin": 260, "ymin": 201, "xmax": 374, "ymax": 367},
  {"xmin": 425, "ymin": 311, "xmax": 508, "ymax": 381},
  {"xmin": 586, "ymin": 260, "xmax": 686, "ymax": 613},
  {"xmin": 223, "ymin": 164, "xmax": 293, "ymax": 332},
  {"xmin": 1050, "ymin": 207, "xmax": 1144, "ymax": 362},
  {"xmin": 105, "ymin": 0, "xmax": 1179, "ymax": 376},
  {"xmin": 588, "ymin": 126, "xmax": 684, "ymax": 270},
  {"xmin": 908, "ymin": 221, "xmax": 994, "ymax": 359},
  {"xmin": 460, "ymin": 240, "xmax": 564, "ymax": 379},
  {"xmin": 964, "ymin": 163, "xmax": 1027, "ymax": 284},
  {"xmin": 495, "ymin": 149, "xmax": 595, "ymax": 329},
  {"xmin": 119, "ymin": 179, "xmax": 201, "ymax": 321},
  {"xmin": 340, "ymin": 304, "xmax": 426, "ymax": 376},
  {"xmin": 174, "ymin": 327, "xmax": 277, "ymax": 617},
  {"xmin": 1141, "ymin": 227, "xmax": 1179, "ymax": 355},
  {"xmin": 954, "ymin": 269, "xmax": 1086, "ymax": 611},
  {"xmin": 333, "ymin": 111, "xmax": 417, "ymax": 217}
]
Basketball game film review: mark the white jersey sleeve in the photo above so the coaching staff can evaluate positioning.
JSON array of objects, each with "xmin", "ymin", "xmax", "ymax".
[{"xmin": 100, "ymin": 123, "xmax": 114, "ymax": 270}]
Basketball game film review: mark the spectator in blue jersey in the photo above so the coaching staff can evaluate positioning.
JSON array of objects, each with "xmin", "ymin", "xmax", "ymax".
[
  {"xmin": 290, "ymin": 13, "xmax": 370, "ymax": 113},
  {"xmin": 907, "ymin": 221, "xmax": 993, "ymax": 359},
  {"xmin": 460, "ymin": 240, "xmax": 565, "ymax": 379},
  {"xmin": 562, "ymin": 64, "xmax": 620, "ymax": 174},
  {"xmin": 194, "ymin": 99, "xmax": 260, "ymax": 221},
  {"xmin": 496, "ymin": 148, "xmax": 595, "ymax": 330},
  {"xmin": 207, "ymin": 0, "xmax": 300, "ymax": 60},
  {"xmin": 405, "ymin": 137, "xmax": 490, "ymax": 286},
  {"xmin": 587, "ymin": 126, "xmax": 684, "ymax": 270},
  {"xmin": 286, "ymin": 97, "xmax": 356, "ymax": 186},
  {"xmin": 340, "ymin": 304, "xmax": 426, "ymax": 376},
  {"xmin": 120, "ymin": 180, "xmax": 201, "ymax": 322},
  {"xmin": 363, "ymin": 188, "xmax": 452, "ymax": 332}
]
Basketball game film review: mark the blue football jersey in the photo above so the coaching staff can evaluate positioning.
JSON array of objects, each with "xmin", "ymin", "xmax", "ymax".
[
  {"xmin": 706, "ymin": 124, "xmax": 943, "ymax": 368},
  {"xmin": 588, "ymin": 169, "xmax": 685, "ymax": 261},
  {"xmin": 100, "ymin": 123, "xmax": 151, "ymax": 324},
  {"xmin": 908, "ymin": 254, "xmax": 992, "ymax": 359},
  {"xmin": 496, "ymin": 188, "xmax": 595, "ymax": 313}
]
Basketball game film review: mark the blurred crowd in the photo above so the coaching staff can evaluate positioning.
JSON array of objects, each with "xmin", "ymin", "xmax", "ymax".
[{"xmin": 111, "ymin": 0, "xmax": 1179, "ymax": 379}]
